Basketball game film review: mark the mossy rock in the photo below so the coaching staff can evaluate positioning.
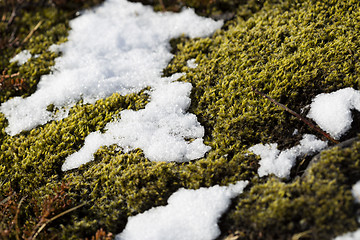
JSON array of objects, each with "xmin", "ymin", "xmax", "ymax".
[{"xmin": 1, "ymin": 0, "xmax": 360, "ymax": 239}]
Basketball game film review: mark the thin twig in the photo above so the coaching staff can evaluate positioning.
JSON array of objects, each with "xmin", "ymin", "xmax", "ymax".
[
  {"xmin": 252, "ymin": 87, "xmax": 339, "ymax": 144},
  {"xmin": 32, "ymin": 202, "xmax": 87, "ymax": 240},
  {"xmin": 6, "ymin": 8, "xmax": 17, "ymax": 28},
  {"xmin": 22, "ymin": 20, "xmax": 42, "ymax": 44},
  {"xmin": 15, "ymin": 196, "xmax": 27, "ymax": 240}
]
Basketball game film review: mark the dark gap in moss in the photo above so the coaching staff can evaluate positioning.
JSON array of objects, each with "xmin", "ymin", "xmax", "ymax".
[{"xmin": 339, "ymin": 109, "xmax": 360, "ymax": 142}]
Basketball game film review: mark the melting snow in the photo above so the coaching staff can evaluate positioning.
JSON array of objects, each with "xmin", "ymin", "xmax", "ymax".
[
  {"xmin": 0, "ymin": 0, "xmax": 222, "ymax": 169},
  {"xmin": 115, "ymin": 181, "xmax": 248, "ymax": 240},
  {"xmin": 307, "ymin": 88, "xmax": 360, "ymax": 139},
  {"xmin": 10, "ymin": 50, "xmax": 32, "ymax": 65},
  {"xmin": 249, "ymin": 134, "xmax": 327, "ymax": 178}
]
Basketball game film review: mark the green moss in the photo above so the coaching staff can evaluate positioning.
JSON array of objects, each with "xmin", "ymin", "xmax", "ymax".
[
  {"xmin": 0, "ymin": 7, "xmax": 68, "ymax": 103},
  {"xmin": 131, "ymin": 0, "xmax": 267, "ymax": 18},
  {"xmin": 0, "ymin": 90, "xmax": 148, "ymax": 194},
  {"xmin": 223, "ymin": 140, "xmax": 360, "ymax": 240},
  {"xmin": 0, "ymin": 0, "xmax": 105, "ymax": 104},
  {"xmin": 1, "ymin": 0, "xmax": 360, "ymax": 238},
  {"xmin": 164, "ymin": 0, "xmax": 360, "ymax": 147}
]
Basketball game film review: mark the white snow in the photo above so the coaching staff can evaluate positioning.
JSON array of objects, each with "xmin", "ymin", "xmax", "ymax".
[
  {"xmin": 249, "ymin": 134, "xmax": 327, "ymax": 178},
  {"xmin": 334, "ymin": 229, "xmax": 360, "ymax": 240},
  {"xmin": 10, "ymin": 50, "xmax": 32, "ymax": 65},
  {"xmin": 115, "ymin": 181, "xmax": 248, "ymax": 240},
  {"xmin": 307, "ymin": 88, "xmax": 360, "ymax": 139},
  {"xmin": 186, "ymin": 59, "xmax": 198, "ymax": 68},
  {"xmin": 0, "ymin": 0, "xmax": 222, "ymax": 168},
  {"xmin": 61, "ymin": 74, "xmax": 211, "ymax": 170},
  {"xmin": 352, "ymin": 181, "xmax": 360, "ymax": 204},
  {"xmin": 48, "ymin": 44, "xmax": 63, "ymax": 53}
]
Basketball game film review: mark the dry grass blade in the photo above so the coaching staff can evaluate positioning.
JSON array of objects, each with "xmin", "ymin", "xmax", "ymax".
[
  {"xmin": 22, "ymin": 20, "xmax": 43, "ymax": 44},
  {"xmin": 291, "ymin": 230, "xmax": 312, "ymax": 240}
]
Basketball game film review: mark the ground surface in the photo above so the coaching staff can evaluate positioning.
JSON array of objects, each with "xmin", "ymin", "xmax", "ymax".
[{"xmin": 1, "ymin": 0, "xmax": 360, "ymax": 239}]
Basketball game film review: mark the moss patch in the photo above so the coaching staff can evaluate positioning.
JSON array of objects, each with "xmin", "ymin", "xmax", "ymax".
[
  {"xmin": 1, "ymin": 0, "xmax": 360, "ymax": 239},
  {"xmin": 221, "ymin": 140, "xmax": 360, "ymax": 240}
]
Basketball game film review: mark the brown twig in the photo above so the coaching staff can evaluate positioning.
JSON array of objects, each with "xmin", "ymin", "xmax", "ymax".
[
  {"xmin": 252, "ymin": 87, "xmax": 339, "ymax": 144},
  {"xmin": 7, "ymin": 7, "xmax": 18, "ymax": 28}
]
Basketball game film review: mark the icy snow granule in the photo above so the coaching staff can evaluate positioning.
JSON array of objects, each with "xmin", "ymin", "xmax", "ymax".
[
  {"xmin": 334, "ymin": 229, "xmax": 360, "ymax": 240},
  {"xmin": 10, "ymin": 50, "xmax": 31, "ymax": 65},
  {"xmin": 115, "ymin": 181, "xmax": 248, "ymax": 240},
  {"xmin": 307, "ymin": 88, "xmax": 360, "ymax": 139},
  {"xmin": 249, "ymin": 134, "xmax": 327, "ymax": 178}
]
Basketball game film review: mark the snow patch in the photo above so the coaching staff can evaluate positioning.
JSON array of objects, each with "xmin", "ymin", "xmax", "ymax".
[
  {"xmin": 352, "ymin": 181, "xmax": 360, "ymax": 204},
  {"xmin": 307, "ymin": 88, "xmax": 360, "ymax": 139},
  {"xmin": 186, "ymin": 59, "xmax": 198, "ymax": 68},
  {"xmin": 115, "ymin": 181, "xmax": 248, "ymax": 240},
  {"xmin": 0, "ymin": 0, "xmax": 222, "ymax": 168},
  {"xmin": 62, "ymin": 75, "xmax": 211, "ymax": 170},
  {"xmin": 334, "ymin": 229, "xmax": 360, "ymax": 240},
  {"xmin": 10, "ymin": 50, "xmax": 32, "ymax": 65},
  {"xmin": 1, "ymin": 0, "xmax": 222, "ymax": 136},
  {"xmin": 249, "ymin": 134, "xmax": 327, "ymax": 178}
]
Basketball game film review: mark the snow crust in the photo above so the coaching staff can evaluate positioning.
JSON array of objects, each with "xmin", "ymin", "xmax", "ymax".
[
  {"xmin": 307, "ymin": 88, "xmax": 360, "ymax": 139},
  {"xmin": 115, "ymin": 181, "xmax": 248, "ymax": 240},
  {"xmin": 249, "ymin": 134, "xmax": 327, "ymax": 178},
  {"xmin": 0, "ymin": 0, "xmax": 222, "ymax": 168},
  {"xmin": 10, "ymin": 50, "xmax": 31, "ymax": 65}
]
